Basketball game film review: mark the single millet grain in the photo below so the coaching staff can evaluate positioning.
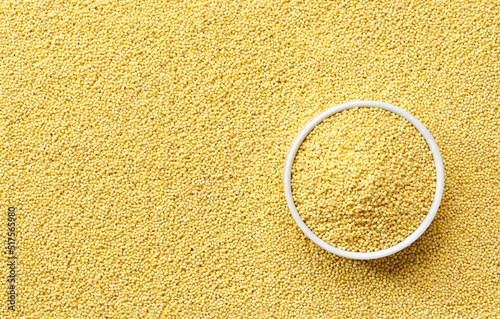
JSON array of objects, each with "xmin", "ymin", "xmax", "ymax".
[{"xmin": 292, "ymin": 107, "xmax": 436, "ymax": 252}]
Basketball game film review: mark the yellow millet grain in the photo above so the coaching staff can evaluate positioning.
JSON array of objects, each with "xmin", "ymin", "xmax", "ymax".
[
  {"xmin": 1, "ymin": 0, "xmax": 499, "ymax": 318},
  {"xmin": 291, "ymin": 107, "xmax": 436, "ymax": 252}
]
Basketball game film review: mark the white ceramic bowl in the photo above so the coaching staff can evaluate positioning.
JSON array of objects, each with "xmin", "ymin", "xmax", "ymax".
[{"xmin": 284, "ymin": 101, "xmax": 445, "ymax": 260}]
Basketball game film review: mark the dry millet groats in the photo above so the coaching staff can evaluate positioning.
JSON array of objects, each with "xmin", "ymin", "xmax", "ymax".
[
  {"xmin": 291, "ymin": 107, "xmax": 436, "ymax": 252},
  {"xmin": 1, "ymin": 0, "xmax": 499, "ymax": 317}
]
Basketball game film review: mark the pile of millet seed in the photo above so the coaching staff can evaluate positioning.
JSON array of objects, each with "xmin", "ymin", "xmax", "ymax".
[
  {"xmin": 1, "ymin": 0, "xmax": 499, "ymax": 318},
  {"xmin": 291, "ymin": 107, "xmax": 436, "ymax": 252}
]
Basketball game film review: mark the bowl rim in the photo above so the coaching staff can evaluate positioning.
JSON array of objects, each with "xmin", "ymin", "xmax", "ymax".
[{"xmin": 283, "ymin": 100, "xmax": 445, "ymax": 260}]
